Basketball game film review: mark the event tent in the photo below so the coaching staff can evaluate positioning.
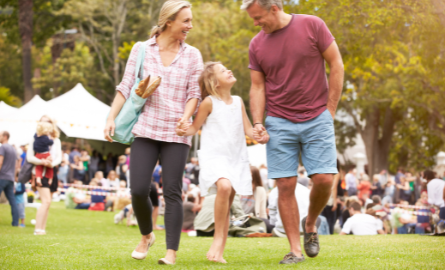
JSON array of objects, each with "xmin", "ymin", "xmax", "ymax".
[{"xmin": 0, "ymin": 84, "xmax": 126, "ymax": 154}]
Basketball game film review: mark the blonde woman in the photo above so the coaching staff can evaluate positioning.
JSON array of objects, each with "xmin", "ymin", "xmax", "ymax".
[
  {"xmin": 27, "ymin": 115, "xmax": 62, "ymax": 235},
  {"xmin": 104, "ymin": 0, "xmax": 203, "ymax": 265}
]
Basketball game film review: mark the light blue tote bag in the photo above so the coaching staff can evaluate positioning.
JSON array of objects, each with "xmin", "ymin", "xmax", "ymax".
[{"xmin": 110, "ymin": 41, "xmax": 148, "ymax": 145}]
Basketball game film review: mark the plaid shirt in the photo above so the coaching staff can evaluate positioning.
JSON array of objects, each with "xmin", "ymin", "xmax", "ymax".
[{"xmin": 116, "ymin": 37, "xmax": 203, "ymax": 146}]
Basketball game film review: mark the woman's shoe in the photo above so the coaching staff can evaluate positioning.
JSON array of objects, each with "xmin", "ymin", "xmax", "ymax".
[
  {"xmin": 131, "ymin": 232, "xmax": 156, "ymax": 260},
  {"xmin": 158, "ymin": 258, "xmax": 175, "ymax": 265},
  {"xmin": 34, "ymin": 230, "xmax": 46, "ymax": 235}
]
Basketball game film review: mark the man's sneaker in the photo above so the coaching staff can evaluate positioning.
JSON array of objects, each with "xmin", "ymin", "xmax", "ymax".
[
  {"xmin": 279, "ymin": 252, "xmax": 305, "ymax": 264},
  {"xmin": 302, "ymin": 216, "xmax": 320, "ymax": 258},
  {"xmin": 114, "ymin": 212, "xmax": 124, "ymax": 224}
]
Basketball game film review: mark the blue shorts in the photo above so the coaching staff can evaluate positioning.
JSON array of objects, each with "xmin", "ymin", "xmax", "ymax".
[{"xmin": 265, "ymin": 109, "xmax": 338, "ymax": 178}]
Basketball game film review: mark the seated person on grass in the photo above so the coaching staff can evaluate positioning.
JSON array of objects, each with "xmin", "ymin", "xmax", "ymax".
[
  {"xmin": 88, "ymin": 179, "xmax": 106, "ymax": 211},
  {"xmin": 65, "ymin": 180, "xmax": 91, "ymax": 210},
  {"xmin": 182, "ymin": 193, "xmax": 202, "ymax": 231},
  {"xmin": 340, "ymin": 201, "xmax": 385, "ymax": 235}
]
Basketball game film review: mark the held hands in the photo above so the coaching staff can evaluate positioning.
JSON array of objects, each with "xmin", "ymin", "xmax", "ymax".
[
  {"xmin": 252, "ymin": 124, "xmax": 269, "ymax": 144},
  {"xmin": 176, "ymin": 117, "xmax": 191, "ymax": 137}
]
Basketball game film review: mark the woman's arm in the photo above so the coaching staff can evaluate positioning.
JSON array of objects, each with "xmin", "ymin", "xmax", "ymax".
[
  {"xmin": 50, "ymin": 138, "xmax": 62, "ymax": 168},
  {"xmin": 254, "ymin": 186, "xmax": 268, "ymax": 219},
  {"xmin": 104, "ymin": 92, "xmax": 126, "ymax": 142},
  {"xmin": 176, "ymin": 97, "xmax": 212, "ymax": 136},
  {"xmin": 26, "ymin": 138, "xmax": 45, "ymax": 166}
]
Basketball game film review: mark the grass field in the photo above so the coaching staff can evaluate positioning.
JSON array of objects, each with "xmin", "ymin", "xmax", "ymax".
[{"xmin": 1, "ymin": 202, "xmax": 444, "ymax": 269}]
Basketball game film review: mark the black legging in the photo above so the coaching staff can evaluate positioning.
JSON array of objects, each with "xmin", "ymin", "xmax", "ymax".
[{"xmin": 130, "ymin": 137, "xmax": 189, "ymax": 250}]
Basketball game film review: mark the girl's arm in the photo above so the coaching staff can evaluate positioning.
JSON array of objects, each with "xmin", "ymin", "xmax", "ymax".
[
  {"xmin": 176, "ymin": 97, "xmax": 212, "ymax": 137},
  {"xmin": 240, "ymin": 100, "xmax": 254, "ymax": 139}
]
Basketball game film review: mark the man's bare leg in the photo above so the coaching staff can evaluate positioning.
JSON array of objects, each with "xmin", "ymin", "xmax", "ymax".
[
  {"xmin": 276, "ymin": 177, "xmax": 302, "ymax": 257},
  {"xmin": 305, "ymin": 174, "xmax": 333, "ymax": 233}
]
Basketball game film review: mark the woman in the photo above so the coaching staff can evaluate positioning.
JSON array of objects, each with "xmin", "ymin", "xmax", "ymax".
[
  {"xmin": 240, "ymin": 166, "xmax": 267, "ymax": 219},
  {"xmin": 104, "ymin": 0, "xmax": 202, "ymax": 264},
  {"xmin": 71, "ymin": 156, "xmax": 86, "ymax": 184},
  {"xmin": 106, "ymin": 170, "xmax": 120, "ymax": 188},
  {"xmin": 115, "ymin": 155, "xmax": 128, "ymax": 183},
  {"xmin": 27, "ymin": 115, "xmax": 62, "ymax": 235}
]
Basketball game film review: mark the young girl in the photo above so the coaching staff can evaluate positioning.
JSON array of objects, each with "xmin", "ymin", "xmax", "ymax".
[
  {"xmin": 176, "ymin": 62, "xmax": 269, "ymax": 263},
  {"xmin": 34, "ymin": 122, "xmax": 54, "ymax": 186}
]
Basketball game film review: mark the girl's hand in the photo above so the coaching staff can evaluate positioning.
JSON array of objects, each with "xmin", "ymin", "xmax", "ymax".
[
  {"xmin": 176, "ymin": 118, "xmax": 191, "ymax": 136},
  {"xmin": 104, "ymin": 119, "xmax": 115, "ymax": 142},
  {"xmin": 253, "ymin": 126, "xmax": 270, "ymax": 144}
]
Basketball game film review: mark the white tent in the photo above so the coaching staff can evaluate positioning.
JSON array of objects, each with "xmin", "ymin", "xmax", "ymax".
[
  {"xmin": 47, "ymin": 83, "xmax": 110, "ymax": 141},
  {"xmin": 0, "ymin": 101, "xmax": 19, "ymax": 116},
  {"xmin": 0, "ymin": 83, "xmax": 112, "ymax": 146},
  {"xmin": 247, "ymin": 143, "xmax": 267, "ymax": 167}
]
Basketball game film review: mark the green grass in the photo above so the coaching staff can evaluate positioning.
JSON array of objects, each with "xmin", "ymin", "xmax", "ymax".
[{"xmin": 0, "ymin": 202, "xmax": 444, "ymax": 269}]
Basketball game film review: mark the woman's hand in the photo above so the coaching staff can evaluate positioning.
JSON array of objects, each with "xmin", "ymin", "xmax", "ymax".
[
  {"xmin": 44, "ymin": 156, "xmax": 54, "ymax": 168},
  {"xmin": 176, "ymin": 118, "xmax": 191, "ymax": 136},
  {"xmin": 104, "ymin": 119, "xmax": 116, "ymax": 142}
]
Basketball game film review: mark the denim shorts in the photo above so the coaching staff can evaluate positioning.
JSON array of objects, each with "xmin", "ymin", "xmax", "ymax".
[{"xmin": 265, "ymin": 109, "xmax": 338, "ymax": 178}]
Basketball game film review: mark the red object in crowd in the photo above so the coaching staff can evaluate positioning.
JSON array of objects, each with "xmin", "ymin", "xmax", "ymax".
[
  {"xmin": 357, "ymin": 181, "xmax": 371, "ymax": 200},
  {"xmin": 89, "ymin": 202, "xmax": 105, "ymax": 211}
]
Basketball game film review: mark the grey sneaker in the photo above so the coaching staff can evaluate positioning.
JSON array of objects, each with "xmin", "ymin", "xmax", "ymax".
[
  {"xmin": 279, "ymin": 252, "xmax": 305, "ymax": 264},
  {"xmin": 302, "ymin": 216, "xmax": 320, "ymax": 258}
]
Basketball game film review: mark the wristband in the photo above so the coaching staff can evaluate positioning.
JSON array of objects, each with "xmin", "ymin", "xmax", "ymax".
[{"xmin": 253, "ymin": 123, "xmax": 263, "ymax": 126}]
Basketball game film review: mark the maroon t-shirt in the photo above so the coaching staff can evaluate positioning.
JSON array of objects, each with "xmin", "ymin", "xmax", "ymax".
[{"xmin": 249, "ymin": 14, "xmax": 335, "ymax": 122}]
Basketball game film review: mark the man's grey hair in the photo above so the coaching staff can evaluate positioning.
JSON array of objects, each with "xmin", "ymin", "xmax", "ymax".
[{"xmin": 240, "ymin": 0, "xmax": 283, "ymax": 11}]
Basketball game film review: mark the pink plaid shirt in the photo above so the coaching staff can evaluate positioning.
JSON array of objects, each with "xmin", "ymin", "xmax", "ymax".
[{"xmin": 116, "ymin": 37, "xmax": 203, "ymax": 146}]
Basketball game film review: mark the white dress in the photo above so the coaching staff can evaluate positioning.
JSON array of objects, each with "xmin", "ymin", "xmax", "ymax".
[{"xmin": 198, "ymin": 95, "xmax": 252, "ymax": 197}]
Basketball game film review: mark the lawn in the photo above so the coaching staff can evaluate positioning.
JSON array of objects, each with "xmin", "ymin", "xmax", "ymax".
[{"xmin": 0, "ymin": 202, "xmax": 444, "ymax": 269}]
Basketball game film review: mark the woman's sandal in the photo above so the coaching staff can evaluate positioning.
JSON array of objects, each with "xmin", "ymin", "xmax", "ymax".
[
  {"xmin": 33, "ymin": 230, "xmax": 46, "ymax": 235},
  {"xmin": 158, "ymin": 258, "xmax": 175, "ymax": 265},
  {"xmin": 131, "ymin": 232, "xmax": 156, "ymax": 260}
]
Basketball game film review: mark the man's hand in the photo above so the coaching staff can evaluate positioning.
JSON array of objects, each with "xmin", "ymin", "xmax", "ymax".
[{"xmin": 253, "ymin": 124, "xmax": 269, "ymax": 144}]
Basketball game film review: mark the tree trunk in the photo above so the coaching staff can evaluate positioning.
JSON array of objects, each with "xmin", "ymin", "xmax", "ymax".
[
  {"xmin": 358, "ymin": 106, "xmax": 397, "ymax": 177},
  {"xmin": 18, "ymin": 0, "xmax": 34, "ymax": 102}
]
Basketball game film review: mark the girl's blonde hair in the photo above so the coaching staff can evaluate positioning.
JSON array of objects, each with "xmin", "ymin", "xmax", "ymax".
[
  {"xmin": 150, "ymin": 0, "xmax": 192, "ymax": 38},
  {"xmin": 36, "ymin": 122, "xmax": 54, "ymax": 137},
  {"xmin": 198, "ymin": 61, "xmax": 221, "ymax": 100},
  {"xmin": 39, "ymin": 115, "xmax": 60, "ymax": 138}
]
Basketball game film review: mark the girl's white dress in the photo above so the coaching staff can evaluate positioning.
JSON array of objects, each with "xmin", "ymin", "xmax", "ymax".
[{"xmin": 198, "ymin": 95, "xmax": 252, "ymax": 197}]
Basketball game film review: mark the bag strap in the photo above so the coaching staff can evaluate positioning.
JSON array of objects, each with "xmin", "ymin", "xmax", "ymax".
[{"xmin": 133, "ymin": 41, "xmax": 148, "ymax": 80}]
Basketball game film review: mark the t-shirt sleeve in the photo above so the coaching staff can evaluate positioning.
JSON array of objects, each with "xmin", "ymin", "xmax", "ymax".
[
  {"xmin": 376, "ymin": 219, "xmax": 383, "ymax": 230},
  {"xmin": 315, "ymin": 17, "xmax": 335, "ymax": 53},
  {"xmin": 248, "ymin": 41, "xmax": 264, "ymax": 73},
  {"xmin": 341, "ymin": 219, "xmax": 352, "ymax": 234}
]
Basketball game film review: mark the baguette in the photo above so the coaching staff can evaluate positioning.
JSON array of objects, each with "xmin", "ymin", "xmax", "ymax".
[{"xmin": 135, "ymin": 75, "xmax": 162, "ymax": 98}]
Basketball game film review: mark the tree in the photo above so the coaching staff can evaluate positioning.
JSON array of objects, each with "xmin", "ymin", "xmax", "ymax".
[
  {"xmin": 295, "ymin": 0, "xmax": 445, "ymax": 174},
  {"xmin": 0, "ymin": 86, "xmax": 21, "ymax": 106},
  {"xmin": 17, "ymin": 0, "xmax": 33, "ymax": 102}
]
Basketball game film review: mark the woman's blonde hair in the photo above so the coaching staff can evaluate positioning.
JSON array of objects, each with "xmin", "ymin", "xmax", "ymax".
[
  {"xmin": 150, "ymin": 0, "xmax": 192, "ymax": 38},
  {"xmin": 198, "ymin": 61, "xmax": 221, "ymax": 100},
  {"xmin": 36, "ymin": 122, "xmax": 54, "ymax": 137},
  {"xmin": 39, "ymin": 115, "xmax": 60, "ymax": 138}
]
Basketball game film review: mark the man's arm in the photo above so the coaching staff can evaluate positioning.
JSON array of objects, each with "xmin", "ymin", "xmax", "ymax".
[
  {"xmin": 0, "ymin": 155, "xmax": 3, "ymax": 171},
  {"xmin": 443, "ymin": 184, "xmax": 445, "ymax": 201},
  {"xmin": 322, "ymin": 41, "xmax": 344, "ymax": 119},
  {"xmin": 377, "ymin": 229, "xmax": 386, "ymax": 235},
  {"xmin": 249, "ymin": 69, "xmax": 268, "ymax": 143},
  {"xmin": 339, "ymin": 232, "xmax": 347, "ymax": 235}
]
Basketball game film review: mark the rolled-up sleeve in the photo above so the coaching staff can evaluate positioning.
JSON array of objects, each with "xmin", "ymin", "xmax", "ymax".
[
  {"xmin": 186, "ymin": 48, "xmax": 203, "ymax": 104},
  {"xmin": 116, "ymin": 42, "xmax": 141, "ymax": 100}
]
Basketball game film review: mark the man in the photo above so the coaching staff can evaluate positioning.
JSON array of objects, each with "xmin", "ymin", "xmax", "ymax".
[
  {"xmin": 424, "ymin": 170, "xmax": 445, "ymax": 232},
  {"xmin": 340, "ymin": 202, "xmax": 385, "ymax": 235},
  {"xmin": 65, "ymin": 180, "xmax": 91, "ymax": 210},
  {"xmin": 345, "ymin": 167, "xmax": 358, "ymax": 196},
  {"xmin": 243, "ymin": 0, "xmax": 344, "ymax": 264},
  {"xmin": 0, "ymin": 131, "xmax": 20, "ymax": 226}
]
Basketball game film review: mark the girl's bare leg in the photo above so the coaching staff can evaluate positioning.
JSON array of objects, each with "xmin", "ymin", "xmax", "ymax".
[
  {"xmin": 35, "ymin": 187, "xmax": 51, "ymax": 232},
  {"xmin": 216, "ymin": 189, "xmax": 236, "ymax": 263},
  {"xmin": 207, "ymin": 178, "xmax": 233, "ymax": 263}
]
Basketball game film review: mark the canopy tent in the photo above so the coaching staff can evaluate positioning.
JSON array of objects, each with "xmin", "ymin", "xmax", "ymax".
[
  {"xmin": 0, "ymin": 83, "xmax": 110, "ymax": 146},
  {"xmin": 0, "ymin": 101, "xmax": 19, "ymax": 116},
  {"xmin": 247, "ymin": 143, "xmax": 267, "ymax": 167}
]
